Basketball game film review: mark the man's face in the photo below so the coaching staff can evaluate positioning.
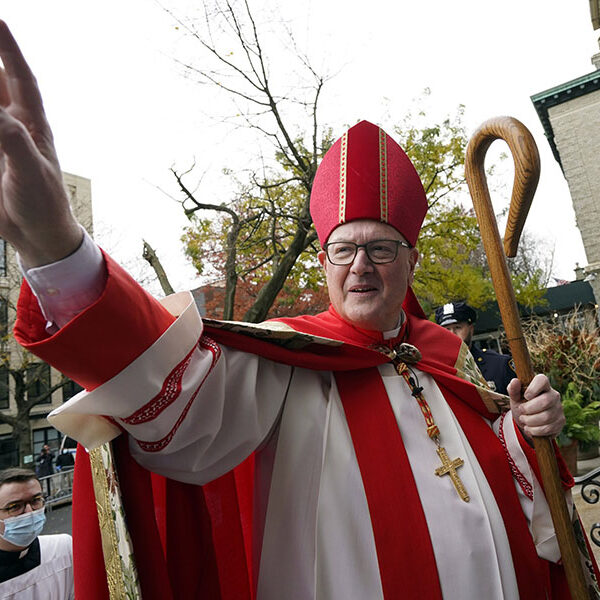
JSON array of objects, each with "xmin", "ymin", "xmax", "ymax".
[
  {"xmin": 444, "ymin": 322, "xmax": 474, "ymax": 346},
  {"xmin": 318, "ymin": 220, "xmax": 419, "ymax": 332},
  {"xmin": 0, "ymin": 479, "xmax": 43, "ymax": 547}
]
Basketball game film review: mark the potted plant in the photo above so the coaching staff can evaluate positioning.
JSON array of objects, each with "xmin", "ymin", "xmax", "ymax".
[
  {"xmin": 556, "ymin": 383, "xmax": 600, "ymax": 473},
  {"xmin": 524, "ymin": 308, "xmax": 600, "ymax": 473}
]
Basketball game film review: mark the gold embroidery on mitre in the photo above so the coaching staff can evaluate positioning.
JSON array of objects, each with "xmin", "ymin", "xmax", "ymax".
[
  {"xmin": 378, "ymin": 127, "xmax": 388, "ymax": 222},
  {"xmin": 339, "ymin": 131, "xmax": 348, "ymax": 224}
]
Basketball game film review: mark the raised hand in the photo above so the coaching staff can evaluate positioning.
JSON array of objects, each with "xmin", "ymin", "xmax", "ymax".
[{"xmin": 0, "ymin": 21, "xmax": 82, "ymax": 267}]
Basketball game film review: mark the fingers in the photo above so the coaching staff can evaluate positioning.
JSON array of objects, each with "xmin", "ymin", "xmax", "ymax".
[
  {"xmin": 0, "ymin": 21, "xmax": 44, "ymax": 112},
  {"xmin": 507, "ymin": 377, "xmax": 521, "ymax": 401},
  {"xmin": 510, "ymin": 375, "xmax": 565, "ymax": 438},
  {"xmin": 0, "ymin": 21, "xmax": 79, "ymax": 264},
  {"xmin": 514, "ymin": 405, "xmax": 565, "ymax": 438},
  {"xmin": 0, "ymin": 107, "xmax": 41, "ymax": 170},
  {"xmin": 0, "ymin": 67, "xmax": 9, "ymax": 107},
  {"xmin": 0, "ymin": 21, "xmax": 53, "ymax": 156},
  {"xmin": 523, "ymin": 373, "xmax": 552, "ymax": 400}
]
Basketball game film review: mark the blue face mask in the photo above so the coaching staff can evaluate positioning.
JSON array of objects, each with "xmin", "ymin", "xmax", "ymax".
[{"xmin": 0, "ymin": 507, "xmax": 46, "ymax": 548}]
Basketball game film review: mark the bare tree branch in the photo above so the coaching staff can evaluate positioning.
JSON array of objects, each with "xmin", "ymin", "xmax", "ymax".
[
  {"xmin": 164, "ymin": 0, "xmax": 328, "ymax": 320},
  {"xmin": 142, "ymin": 241, "xmax": 176, "ymax": 296}
]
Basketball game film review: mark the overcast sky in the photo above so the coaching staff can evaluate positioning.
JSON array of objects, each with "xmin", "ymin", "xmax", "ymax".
[{"xmin": 2, "ymin": 1, "xmax": 599, "ymax": 292}]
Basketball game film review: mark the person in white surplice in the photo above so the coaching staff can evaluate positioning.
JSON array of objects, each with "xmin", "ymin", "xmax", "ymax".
[
  {"xmin": 0, "ymin": 19, "xmax": 593, "ymax": 600},
  {"xmin": 0, "ymin": 469, "xmax": 73, "ymax": 600}
]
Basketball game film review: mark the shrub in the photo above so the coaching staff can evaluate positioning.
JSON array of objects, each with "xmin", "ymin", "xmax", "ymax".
[{"xmin": 523, "ymin": 309, "xmax": 600, "ymax": 446}]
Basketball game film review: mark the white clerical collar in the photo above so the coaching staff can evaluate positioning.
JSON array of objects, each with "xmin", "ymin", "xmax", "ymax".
[{"xmin": 382, "ymin": 312, "xmax": 405, "ymax": 340}]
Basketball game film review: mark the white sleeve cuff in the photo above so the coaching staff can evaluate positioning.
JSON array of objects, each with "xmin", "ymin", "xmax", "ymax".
[{"xmin": 18, "ymin": 227, "xmax": 106, "ymax": 331}]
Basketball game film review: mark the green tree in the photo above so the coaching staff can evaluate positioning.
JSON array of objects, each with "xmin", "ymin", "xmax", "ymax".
[
  {"xmin": 180, "ymin": 105, "xmax": 549, "ymax": 321},
  {"xmin": 394, "ymin": 102, "xmax": 548, "ymax": 315},
  {"xmin": 390, "ymin": 103, "xmax": 493, "ymax": 314},
  {"xmin": 167, "ymin": 4, "xmax": 547, "ymax": 322},
  {"xmin": 180, "ymin": 144, "xmax": 331, "ymax": 320},
  {"xmin": 414, "ymin": 204, "xmax": 494, "ymax": 316}
]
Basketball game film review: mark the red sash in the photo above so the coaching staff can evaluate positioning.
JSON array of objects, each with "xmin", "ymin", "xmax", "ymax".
[{"xmin": 336, "ymin": 368, "xmax": 443, "ymax": 598}]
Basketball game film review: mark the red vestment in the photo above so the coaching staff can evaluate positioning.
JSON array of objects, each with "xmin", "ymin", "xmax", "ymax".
[{"xmin": 14, "ymin": 254, "xmax": 586, "ymax": 599}]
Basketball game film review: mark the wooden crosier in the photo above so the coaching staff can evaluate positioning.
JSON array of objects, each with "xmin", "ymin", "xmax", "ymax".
[{"xmin": 465, "ymin": 116, "xmax": 589, "ymax": 599}]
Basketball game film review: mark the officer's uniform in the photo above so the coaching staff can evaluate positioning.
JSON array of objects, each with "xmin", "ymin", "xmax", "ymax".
[
  {"xmin": 470, "ymin": 344, "xmax": 516, "ymax": 395},
  {"xmin": 434, "ymin": 302, "xmax": 516, "ymax": 395}
]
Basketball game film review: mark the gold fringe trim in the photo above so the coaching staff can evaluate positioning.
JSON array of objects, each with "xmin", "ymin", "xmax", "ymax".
[
  {"xmin": 89, "ymin": 446, "xmax": 130, "ymax": 600},
  {"xmin": 338, "ymin": 131, "xmax": 348, "ymax": 223},
  {"xmin": 378, "ymin": 127, "xmax": 388, "ymax": 222}
]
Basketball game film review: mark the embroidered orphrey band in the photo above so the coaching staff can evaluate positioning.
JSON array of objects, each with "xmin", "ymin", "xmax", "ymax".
[
  {"xmin": 378, "ymin": 127, "xmax": 388, "ymax": 222},
  {"xmin": 338, "ymin": 131, "xmax": 348, "ymax": 223},
  {"xmin": 90, "ymin": 445, "xmax": 142, "ymax": 599}
]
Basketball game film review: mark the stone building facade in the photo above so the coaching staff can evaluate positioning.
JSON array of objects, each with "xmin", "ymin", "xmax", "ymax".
[
  {"xmin": 0, "ymin": 172, "xmax": 92, "ymax": 468},
  {"xmin": 531, "ymin": 43, "xmax": 600, "ymax": 305}
]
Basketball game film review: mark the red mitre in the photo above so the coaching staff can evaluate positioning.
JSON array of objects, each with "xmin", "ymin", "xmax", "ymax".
[{"xmin": 310, "ymin": 120, "xmax": 427, "ymax": 246}]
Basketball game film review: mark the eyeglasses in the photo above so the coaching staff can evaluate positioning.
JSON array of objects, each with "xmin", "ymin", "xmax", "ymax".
[
  {"xmin": 0, "ymin": 495, "xmax": 45, "ymax": 517},
  {"xmin": 324, "ymin": 239, "xmax": 412, "ymax": 265}
]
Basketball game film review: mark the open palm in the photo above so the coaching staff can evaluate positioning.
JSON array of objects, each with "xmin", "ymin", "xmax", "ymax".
[{"xmin": 0, "ymin": 20, "xmax": 81, "ymax": 267}]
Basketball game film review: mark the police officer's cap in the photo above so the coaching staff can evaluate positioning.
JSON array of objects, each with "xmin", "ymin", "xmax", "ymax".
[{"xmin": 434, "ymin": 302, "xmax": 477, "ymax": 327}]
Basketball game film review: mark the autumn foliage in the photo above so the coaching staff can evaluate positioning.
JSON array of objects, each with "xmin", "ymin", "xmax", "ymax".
[{"xmin": 170, "ymin": 2, "xmax": 548, "ymax": 323}]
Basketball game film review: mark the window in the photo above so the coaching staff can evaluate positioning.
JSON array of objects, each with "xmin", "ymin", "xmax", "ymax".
[
  {"xmin": 0, "ymin": 238, "xmax": 6, "ymax": 278},
  {"xmin": 0, "ymin": 434, "xmax": 18, "ymax": 469},
  {"xmin": 32, "ymin": 427, "xmax": 60, "ymax": 456},
  {"xmin": 0, "ymin": 297, "xmax": 8, "ymax": 336},
  {"xmin": 0, "ymin": 367, "xmax": 8, "ymax": 410},
  {"xmin": 62, "ymin": 379, "xmax": 83, "ymax": 403},
  {"xmin": 26, "ymin": 363, "xmax": 51, "ymax": 404}
]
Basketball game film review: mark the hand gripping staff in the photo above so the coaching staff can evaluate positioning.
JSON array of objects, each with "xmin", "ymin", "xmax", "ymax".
[{"xmin": 465, "ymin": 116, "xmax": 589, "ymax": 600}]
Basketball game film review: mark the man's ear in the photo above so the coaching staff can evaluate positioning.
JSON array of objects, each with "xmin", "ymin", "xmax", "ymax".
[
  {"xmin": 407, "ymin": 248, "xmax": 419, "ymax": 284},
  {"xmin": 318, "ymin": 250, "xmax": 327, "ymax": 272}
]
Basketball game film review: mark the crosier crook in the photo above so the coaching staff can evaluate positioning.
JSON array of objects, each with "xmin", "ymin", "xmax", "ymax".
[{"xmin": 465, "ymin": 116, "xmax": 590, "ymax": 599}]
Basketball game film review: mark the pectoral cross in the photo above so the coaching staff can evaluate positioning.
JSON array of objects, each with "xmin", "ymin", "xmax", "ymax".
[
  {"xmin": 434, "ymin": 446, "xmax": 470, "ymax": 502},
  {"xmin": 372, "ymin": 343, "xmax": 471, "ymax": 503}
]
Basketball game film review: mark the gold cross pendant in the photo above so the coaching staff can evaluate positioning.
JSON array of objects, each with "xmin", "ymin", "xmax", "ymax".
[{"xmin": 434, "ymin": 446, "xmax": 470, "ymax": 502}]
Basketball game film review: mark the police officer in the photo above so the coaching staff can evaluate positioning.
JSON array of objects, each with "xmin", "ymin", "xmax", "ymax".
[{"xmin": 434, "ymin": 301, "xmax": 516, "ymax": 395}]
